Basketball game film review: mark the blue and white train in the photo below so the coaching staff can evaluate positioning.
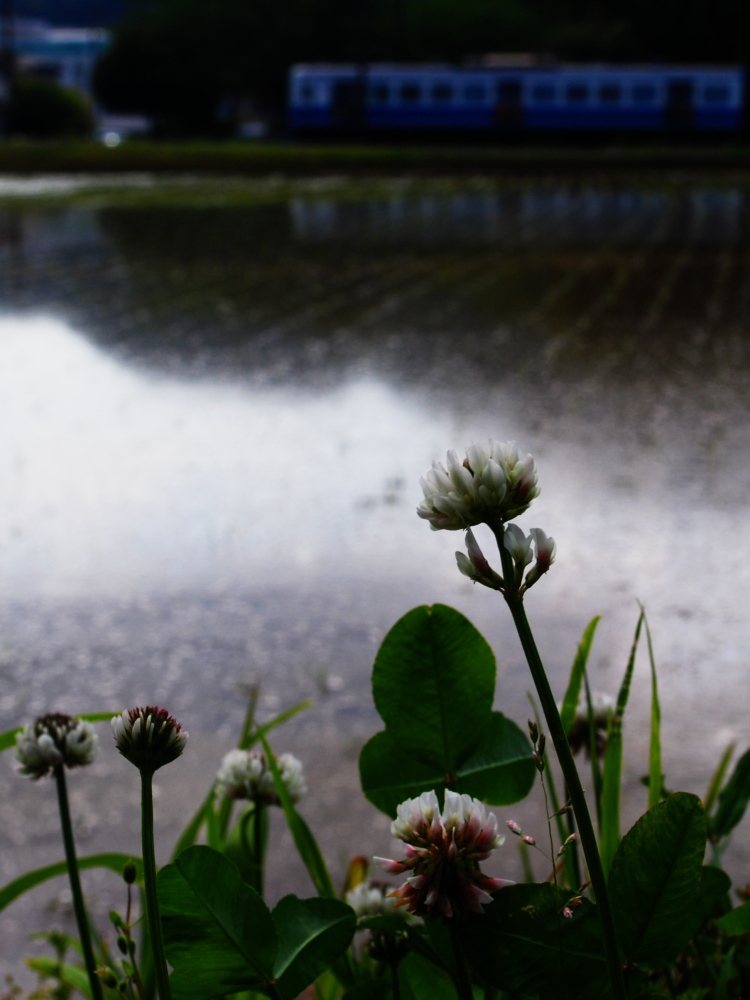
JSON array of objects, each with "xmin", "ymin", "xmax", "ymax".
[{"xmin": 288, "ymin": 63, "xmax": 745, "ymax": 135}]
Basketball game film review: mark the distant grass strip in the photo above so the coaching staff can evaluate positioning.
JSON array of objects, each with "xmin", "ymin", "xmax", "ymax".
[{"xmin": 3, "ymin": 138, "xmax": 750, "ymax": 177}]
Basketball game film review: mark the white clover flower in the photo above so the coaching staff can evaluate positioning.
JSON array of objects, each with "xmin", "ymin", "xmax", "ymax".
[
  {"xmin": 375, "ymin": 789, "xmax": 512, "ymax": 920},
  {"xmin": 215, "ymin": 748, "xmax": 266, "ymax": 799},
  {"xmin": 112, "ymin": 706, "xmax": 187, "ymax": 771},
  {"xmin": 16, "ymin": 714, "xmax": 98, "ymax": 780},
  {"xmin": 215, "ymin": 749, "xmax": 306, "ymax": 805},
  {"xmin": 455, "ymin": 528, "xmax": 504, "ymax": 589},
  {"xmin": 417, "ymin": 440, "xmax": 539, "ymax": 531},
  {"xmin": 346, "ymin": 881, "xmax": 399, "ymax": 918}
]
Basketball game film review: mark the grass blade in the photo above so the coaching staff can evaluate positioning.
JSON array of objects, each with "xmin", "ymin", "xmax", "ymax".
[
  {"xmin": 705, "ymin": 743, "xmax": 736, "ymax": 816},
  {"xmin": 560, "ymin": 617, "xmax": 601, "ymax": 734},
  {"xmin": 0, "ymin": 854, "xmax": 143, "ymax": 912},
  {"xmin": 258, "ymin": 733, "xmax": 336, "ymax": 899},
  {"xmin": 643, "ymin": 609, "xmax": 662, "ymax": 810},
  {"xmin": 600, "ymin": 609, "xmax": 644, "ymax": 875},
  {"xmin": 242, "ymin": 699, "xmax": 313, "ymax": 750}
]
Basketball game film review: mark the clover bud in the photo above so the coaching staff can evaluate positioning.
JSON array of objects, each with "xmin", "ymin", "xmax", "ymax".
[
  {"xmin": 97, "ymin": 967, "xmax": 118, "ymax": 989},
  {"xmin": 524, "ymin": 528, "xmax": 556, "ymax": 590},
  {"xmin": 455, "ymin": 528, "xmax": 504, "ymax": 589},
  {"xmin": 122, "ymin": 859, "xmax": 137, "ymax": 885},
  {"xmin": 112, "ymin": 707, "xmax": 187, "ymax": 772}
]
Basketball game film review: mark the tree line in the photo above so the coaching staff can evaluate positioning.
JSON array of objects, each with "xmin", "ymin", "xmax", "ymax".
[{"xmin": 93, "ymin": 0, "xmax": 750, "ymax": 135}]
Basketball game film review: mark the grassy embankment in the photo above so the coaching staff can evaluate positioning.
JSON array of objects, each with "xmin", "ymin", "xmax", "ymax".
[{"xmin": 2, "ymin": 138, "xmax": 750, "ymax": 176}]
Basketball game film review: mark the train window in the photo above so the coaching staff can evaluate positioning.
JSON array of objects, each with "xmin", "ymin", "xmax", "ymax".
[
  {"xmin": 370, "ymin": 83, "xmax": 390, "ymax": 103},
  {"xmin": 400, "ymin": 83, "xmax": 421, "ymax": 102},
  {"xmin": 464, "ymin": 84, "xmax": 487, "ymax": 103},
  {"xmin": 632, "ymin": 84, "xmax": 656, "ymax": 103},
  {"xmin": 498, "ymin": 80, "xmax": 521, "ymax": 101},
  {"xmin": 599, "ymin": 83, "xmax": 621, "ymax": 103},
  {"xmin": 704, "ymin": 85, "xmax": 730, "ymax": 104},
  {"xmin": 432, "ymin": 83, "xmax": 453, "ymax": 102},
  {"xmin": 531, "ymin": 84, "xmax": 555, "ymax": 102},
  {"xmin": 566, "ymin": 84, "xmax": 588, "ymax": 103}
]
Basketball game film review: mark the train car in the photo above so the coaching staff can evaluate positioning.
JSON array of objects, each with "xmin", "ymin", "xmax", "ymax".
[{"xmin": 288, "ymin": 63, "xmax": 746, "ymax": 136}]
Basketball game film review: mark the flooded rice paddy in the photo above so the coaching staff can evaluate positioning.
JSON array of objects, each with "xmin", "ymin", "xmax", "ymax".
[{"xmin": 2, "ymin": 174, "xmax": 750, "ymax": 979}]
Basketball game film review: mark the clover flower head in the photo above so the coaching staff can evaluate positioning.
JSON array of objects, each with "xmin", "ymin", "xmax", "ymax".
[
  {"xmin": 346, "ymin": 881, "xmax": 399, "ymax": 918},
  {"xmin": 375, "ymin": 789, "xmax": 511, "ymax": 920},
  {"xmin": 112, "ymin": 706, "xmax": 187, "ymax": 771},
  {"xmin": 215, "ymin": 748, "xmax": 306, "ymax": 805},
  {"xmin": 16, "ymin": 713, "xmax": 98, "ymax": 780},
  {"xmin": 567, "ymin": 693, "xmax": 615, "ymax": 759},
  {"xmin": 418, "ymin": 439, "xmax": 539, "ymax": 531}
]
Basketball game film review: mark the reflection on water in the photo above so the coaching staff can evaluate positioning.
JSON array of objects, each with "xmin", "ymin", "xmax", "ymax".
[{"xmin": 2, "ymin": 179, "xmax": 750, "ymax": 977}]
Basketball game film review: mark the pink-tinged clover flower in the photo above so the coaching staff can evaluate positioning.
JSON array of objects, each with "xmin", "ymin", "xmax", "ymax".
[
  {"xmin": 375, "ymin": 790, "xmax": 512, "ymax": 920},
  {"xmin": 417, "ymin": 440, "xmax": 540, "ymax": 531},
  {"xmin": 16, "ymin": 714, "xmax": 98, "ymax": 779},
  {"xmin": 455, "ymin": 528, "xmax": 504, "ymax": 589},
  {"xmin": 112, "ymin": 706, "xmax": 187, "ymax": 771}
]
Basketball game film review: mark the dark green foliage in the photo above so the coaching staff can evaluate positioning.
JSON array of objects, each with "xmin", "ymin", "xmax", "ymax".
[
  {"xmin": 460, "ymin": 882, "xmax": 609, "ymax": 999},
  {"xmin": 360, "ymin": 605, "xmax": 535, "ymax": 815},
  {"xmin": 709, "ymin": 746, "xmax": 750, "ymax": 841},
  {"xmin": 158, "ymin": 845, "xmax": 355, "ymax": 999},
  {"xmin": 608, "ymin": 793, "xmax": 707, "ymax": 968},
  {"xmin": 8, "ymin": 77, "xmax": 94, "ymax": 139}
]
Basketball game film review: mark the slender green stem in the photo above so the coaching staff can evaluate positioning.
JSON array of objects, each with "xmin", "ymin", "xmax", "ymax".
[
  {"xmin": 140, "ymin": 767, "xmax": 172, "ymax": 1000},
  {"xmin": 390, "ymin": 952, "xmax": 402, "ymax": 1000},
  {"xmin": 253, "ymin": 802, "xmax": 265, "ymax": 898},
  {"xmin": 448, "ymin": 920, "xmax": 474, "ymax": 1000},
  {"xmin": 493, "ymin": 523, "xmax": 626, "ymax": 1000},
  {"xmin": 53, "ymin": 765, "xmax": 104, "ymax": 1000}
]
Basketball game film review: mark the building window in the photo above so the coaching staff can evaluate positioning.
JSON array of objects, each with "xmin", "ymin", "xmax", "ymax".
[
  {"xmin": 400, "ymin": 83, "xmax": 421, "ymax": 102},
  {"xmin": 463, "ymin": 84, "xmax": 486, "ymax": 103},
  {"xmin": 566, "ymin": 83, "xmax": 588, "ymax": 103},
  {"xmin": 531, "ymin": 84, "xmax": 555, "ymax": 103},
  {"xmin": 431, "ymin": 83, "xmax": 453, "ymax": 102},
  {"xmin": 370, "ymin": 83, "xmax": 390, "ymax": 103},
  {"xmin": 704, "ymin": 85, "xmax": 730, "ymax": 104},
  {"xmin": 632, "ymin": 84, "xmax": 656, "ymax": 103},
  {"xmin": 599, "ymin": 83, "xmax": 621, "ymax": 103}
]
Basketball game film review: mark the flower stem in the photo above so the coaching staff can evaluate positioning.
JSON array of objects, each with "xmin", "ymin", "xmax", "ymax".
[
  {"xmin": 448, "ymin": 919, "xmax": 474, "ymax": 1000},
  {"xmin": 493, "ymin": 523, "xmax": 626, "ymax": 1000},
  {"xmin": 253, "ymin": 802, "xmax": 265, "ymax": 898},
  {"xmin": 53, "ymin": 765, "xmax": 104, "ymax": 1000},
  {"xmin": 140, "ymin": 767, "xmax": 172, "ymax": 1000}
]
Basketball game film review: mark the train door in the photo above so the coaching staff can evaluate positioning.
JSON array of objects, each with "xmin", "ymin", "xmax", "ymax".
[
  {"xmin": 665, "ymin": 79, "xmax": 694, "ymax": 130},
  {"xmin": 496, "ymin": 79, "xmax": 523, "ymax": 129},
  {"xmin": 331, "ymin": 78, "xmax": 366, "ymax": 131}
]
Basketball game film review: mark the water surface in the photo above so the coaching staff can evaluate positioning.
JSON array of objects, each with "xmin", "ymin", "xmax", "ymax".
[{"xmin": 2, "ymin": 177, "xmax": 750, "ymax": 978}]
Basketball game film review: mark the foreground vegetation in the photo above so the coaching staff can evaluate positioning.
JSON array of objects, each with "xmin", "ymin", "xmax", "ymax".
[{"xmin": 3, "ymin": 438, "xmax": 750, "ymax": 998}]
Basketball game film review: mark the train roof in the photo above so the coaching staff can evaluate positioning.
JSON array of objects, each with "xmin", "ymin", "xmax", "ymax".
[{"xmin": 290, "ymin": 62, "xmax": 744, "ymax": 74}]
